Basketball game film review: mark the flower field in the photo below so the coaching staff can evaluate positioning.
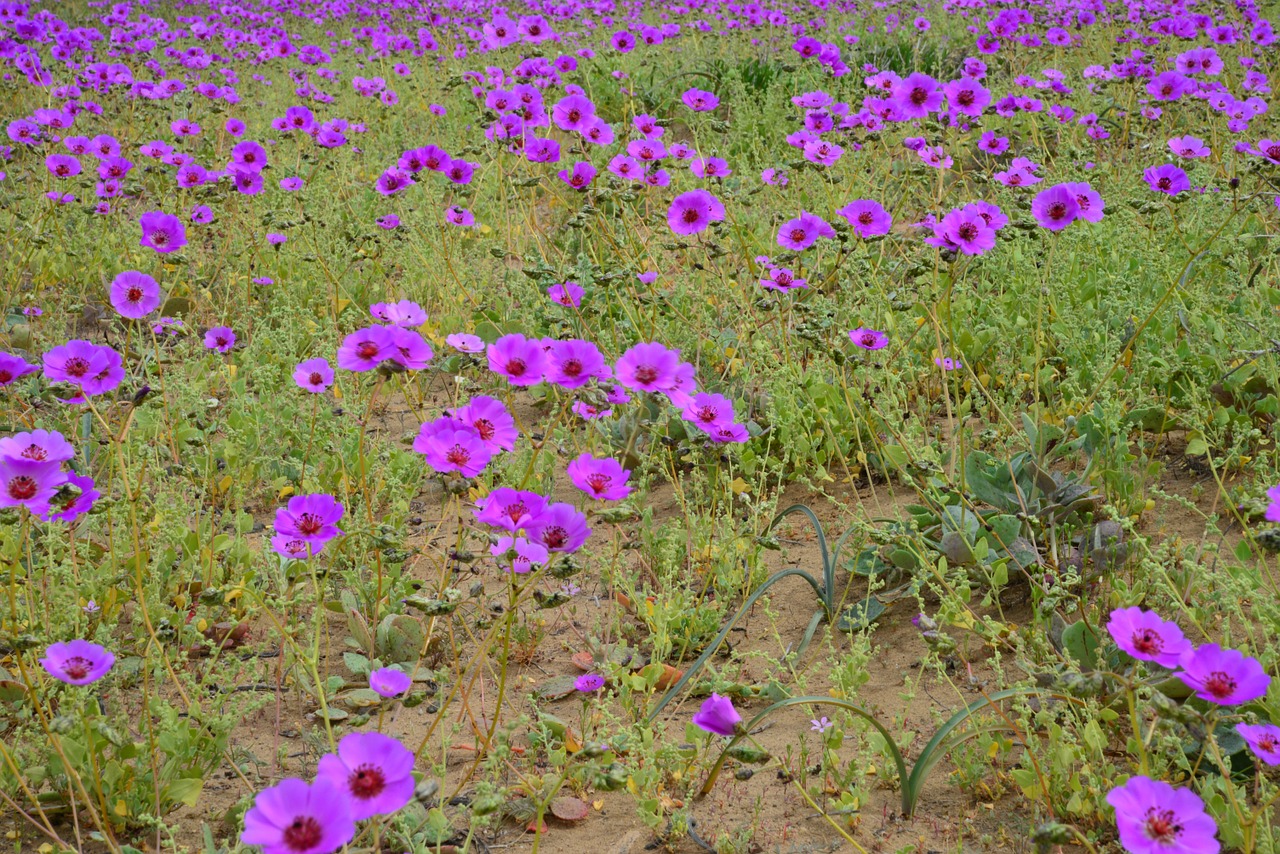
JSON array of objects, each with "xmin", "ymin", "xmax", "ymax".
[{"xmin": 2, "ymin": 0, "xmax": 1280, "ymax": 852}]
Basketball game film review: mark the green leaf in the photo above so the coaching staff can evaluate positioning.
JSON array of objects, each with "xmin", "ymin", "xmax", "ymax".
[
  {"xmin": 1061, "ymin": 621, "xmax": 1100, "ymax": 669},
  {"xmin": 837, "ymin": 596, "xmax": 886, "ymax": 632},
  {"xmin": 165, "ymin": 777, "xmax": 204, "ymax": 808}
]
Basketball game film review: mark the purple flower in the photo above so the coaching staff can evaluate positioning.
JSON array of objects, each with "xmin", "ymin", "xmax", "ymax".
[
  {"xmin": 1237, "ymin": 723, "xmax": 1280, "ymax": 766},
  {"xmin": 1144, "ymin": 164, "xmax": 1191, "ymax": 195},
  {"xmin": 445, "ymin": 206, "xmax": 474, "ymax": 226},
  {"xmin": 337, "ymin": 326, "xmax": 395, "ymax": 372},
  {"xmin": 692, "ymin": 693, "xmax": 742, "ymax": 736},
  {"xmin": 42, "ymin": 472, "xmax": 99, "ymax": 524},
  {"xmin": 241, "ymin": 778, "xmax": 355, "ymax": 854},
  {"xmin": 45, "ymin": 154, "xmax": 81, "ymax": 178},
  {"xmin": 552, "ymin": 94, "xmax": 595, "ymax": 131},
  {"xmin": 280, "ymin": 176, "xmax": 305, "ymax": 191},
  {"xmin": 447, "ymin": 333, "xmax": 485, "ymax": 354},
  {"xmin": 204, "ymin": 326, "xmax": 236, "ymax": 353},
  {"xmin": 935, "ymin": 357, "xmax": 961, "ymax": 371},
  {"xmin": 376, "ymin": 168, "xmax": 414, "ymax": 196},
  {"xmin": 837, "ymin": 200, "xmax": 892, "ymax": 238},
  {"xmin": 1168, "ymin": 136, "xmax": 1210, "ymax": 158},
  {"xmin": 575, "ymin": 673, "xmax": 605, "ymax": 692},
  {"xmin": 1177, "ymin": 644, "xmax": 1271, "ymax": 705},
  {"xmin": 527, "ymin": 502, "xmax": 591, "ymax": 553},
  {"xmin": 1105, "ymin": 607, "xmax": 1191, "ymax": 669},
  {"xmin": 487, "ymin": 333, "xmax": 547, "ymax": 386},
  {"xmin": 849, "ymin": 328, "xmax": 889, "ymax": 350},
  {"xmin": 544, "ymin": 339, "xmax": 609, "ymax": 389},
  {"xmin": 1063, "ymin": 182, "xmax": 1105, "ymax": 223},
  {"xmin": 776, "ymin": 210, "xmax": 835, "ymax": 251},
  {"xmin": 316, "ymin": 732, "xmax": 415, "ymax": 821},
  {"xmin": 109, "ymin": 272, "xmax": 161, "ymax": 319},
  {"xmin": 230, "ymin": 140, "xmax": 267, "ymax": 172},
  {"xmin": 474, "ymin": 488, "xmax": 548, "ymax": 531},
  {"xmin": 275, "ymin": 493, "xmax": 344, "ymax": 545},
  {"xmin": 683, "ymin": 393, "xmax": 736, "ymax": 434},
  {"xmin": 377, "ymin": 214, "xmax": 400, "ymax": 230},
  {"xmin": 0, "ymin": 457, "xmax": 66, "ymax": 516},
  {"xmin": 1105, "ymin": 776, "xmax": 1219, "ymax": 854},
  {"xmin": 42, "ymin": 340, "xmax": 124, "ymax": 398},
  {"xmin": 138, "ymin": 211, "xmax": 187, "ymax": 254},
  {"xmin": 667, "ymin": 189, "xmax": 725, "ymax": 235},
  {"xmin": 369, "ymin": 667, "xmax": 411, "ymax": 698},
  {"xmin": 558, "ymin": 161, "xmax": 596, "ymax": 190},
  {"xmin": 450, "ymin": 395, "xmax": 519, "ymax": 452},
  {"xmin": 935, "ymin": 208, "xmax": 995, "ymax": 255},
  {"xmin": 0, "ymin": 352, "xmax": 39, "ymax": 387},
  {"xmin": 191, "ymin": 205, "xmax": 214, "ymax": 224},
  {"xmin": 682, "ymin": 88, "xmax": 720, "ymax": 111},
  {"xmin": 0, "ymin": 429, "xmax": 75, "ymax": 463},
  {"xmin": 416, "ymin": 421, "xmax": 492, "ymax": 478},
  {"xmin": 568, "ymin": 454, "xmax": 632, "ymax": 501},
  {"xmin": 39, "ymin": 639, "xmax": 114, "ymax": 685},
  {"xmin": 615, "ymin": 342, "xmax": 681, "ymax": 393},
  {"xmin": 892, "ymin": 72, "xmax": 943, "ymax": 118},
  {"xmin": 371, "ymin": 300, "xmax": 427, "ymax": 328},
  {"xmin": 293, "ymin": 358, "xmax": 334, "ymax": 393},
  {"xmin": 387, "ymin": 328, "xmax": 432, "ymax": 371},
  {"xmin": 491, "ymin": 535, "xmax": 548, "ymax": 573},
  {"xmin": 1265, "ymin": 484, "xmax": 1280, "ymax": 522},
  {"xmin": 1031, "ymin": 185, "xmax": 1081, "ymax": 231},
  {"xmin": 548, "ymin": 282, "xmax": 584, "ymax": 307}
]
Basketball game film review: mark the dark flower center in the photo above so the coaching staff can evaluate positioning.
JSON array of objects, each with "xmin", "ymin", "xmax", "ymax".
[
  {"xmin": 356, "ymin": 341, "xmax": 379, "ymax": 359},
  {"xmin": 789, "ymin": 227, "xmax": 807, "ymax": 242},
  {"xmin": 585, "ymin": 473, "xmax": 611, "ymax": 493},
  {"xmin": 1131, "ymin": 628, "xmax": 1163, "ymax": 655},
  {"xmin": 860, "ymin": 333, "xmax": 878, "ymax": 347},
  {"xmin": 64, "ymin": 356, "xmax": 91, "ymax": 378},
  {"xmin": 634, "ymin": 365, "xmax": 658, "ymax": 385},
  {"xmin": 62, "ymin": 656, "xmax": 93, "ymax": 679},
  {"xmin": 541, "ymin": 526, "xmax": 567, "ymax": 549},
  {"xmin": 696, "ymin": 405, "xmax": 718, "ymax": 423},
  {"xmin": 8, "ymin": 475, "xmax": 38, "ymax": 500},
  {"xmin": 1203, "ymin": 670, "xmax": 1236, "ymax": 699},
  {"xmin": 562, "ymin": 359, "xmax": 583, "ymax": 376},
  {"xmin": 1160, "ymin": 84, "xmax": 1174, "ymax": 96},
  {"xmin": 1267, "ymin": 145, "xmax": 1280, "ymax": 160},
  {"xmin": 503, "ymin": 502, "xmax": 528, "ymax": 523},
  {"xmin": 566, "ymin": 108, "xmax": 580, "ymax": 122},
  {"xmin": 1257, "ymin": 735, "xmax": 1278, "ymax": 754},
  {"xmin": 858, "ymin": 212, "xmax": 874, "ymax": 225},
  {"xmin": 127, "ymin": 287, "xmax": 143, "ymax": 302},
  {"xmin": 0, "ymin": 370, "xmax": 12, "ymax": 383},
  {"xmin": 20, "ymin": 444, "xmax": 47, "ymax": 460},
  {"xmin": 1008, "ymin": 174, "xmax": 1023, "ymax": 185},
  {"xmin": 445, "ymin": 444, "xmax": 471, "ymax": 465},
  {"xmin": 296, "ymin": 512, "xmax": 323, "ymax": 536},
  {"xmin": 909, "ymin": 86, "xmax": 929, "ymax": 105},
  {"xmin": 505, "ymin": 358, "xmax": 526, "ymax": 376},
  {"xmin": 308, "ymin": 372, "xmax": 323, "ymax": 386},
  {"xmin": 151, "ymin": 231, "xmax": 169, "ymax": 246},
  {"xmin": 957, "ymin": 90, "xmax": 975, "ymax": 106},
  {"xmin": 681, "ymin": 207, "xmax": 700, "ymax": 223},
  {"xmin": 282, "ymin": 816, "xmax": 324, "ymax": 852},
  {"xmin": 473, "ymin": 419, "xmax": 495, "ymax": 441},
  {"xmin": 957, "ymin": 223, "xmax": 979, "ymax": 241},
  {"xmin": 1157, "ymin": 177, "xmax": 1172, "ymax": 190},
  {"xmin": 1047, "ymin": 202, "xmax": 1068, "ymax": 219},
  {"xmin": 1142, "ymin": 808, "xmax": 1181, "ymax": 844}
]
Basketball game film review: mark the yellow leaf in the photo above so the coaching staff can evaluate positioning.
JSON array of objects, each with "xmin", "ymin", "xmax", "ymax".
[
  {"xmin": 332, "ymin": 384, "xmax": 343, "ymax": 400},
  {"xmin": 227, "ymin": 364, "xmax": 237, "ymax": 380},
  {"xmin": 114, "ymin": 799, "xmax": 129, "ymax": 817},
  {"xmin": 196, "ymin": 618, "xmax": 208, "ymax": 632},
  {"xmin": 592, "ymin": 800, "xmax": 604, "ymax": 811},
  {"xmin": 278, "ymin": 485, "xmax": 294, "ymax": 500},
  {"xmin": 336, "ymin": 298, "xmax": 351, "ymax": 313},
  {"xmin": 218, "ymin": 475, "xmax": 232, "ymax": 494},
  {"xmin": 729, "ymin": 477, "xmax": 750, "ymax": 495}
]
